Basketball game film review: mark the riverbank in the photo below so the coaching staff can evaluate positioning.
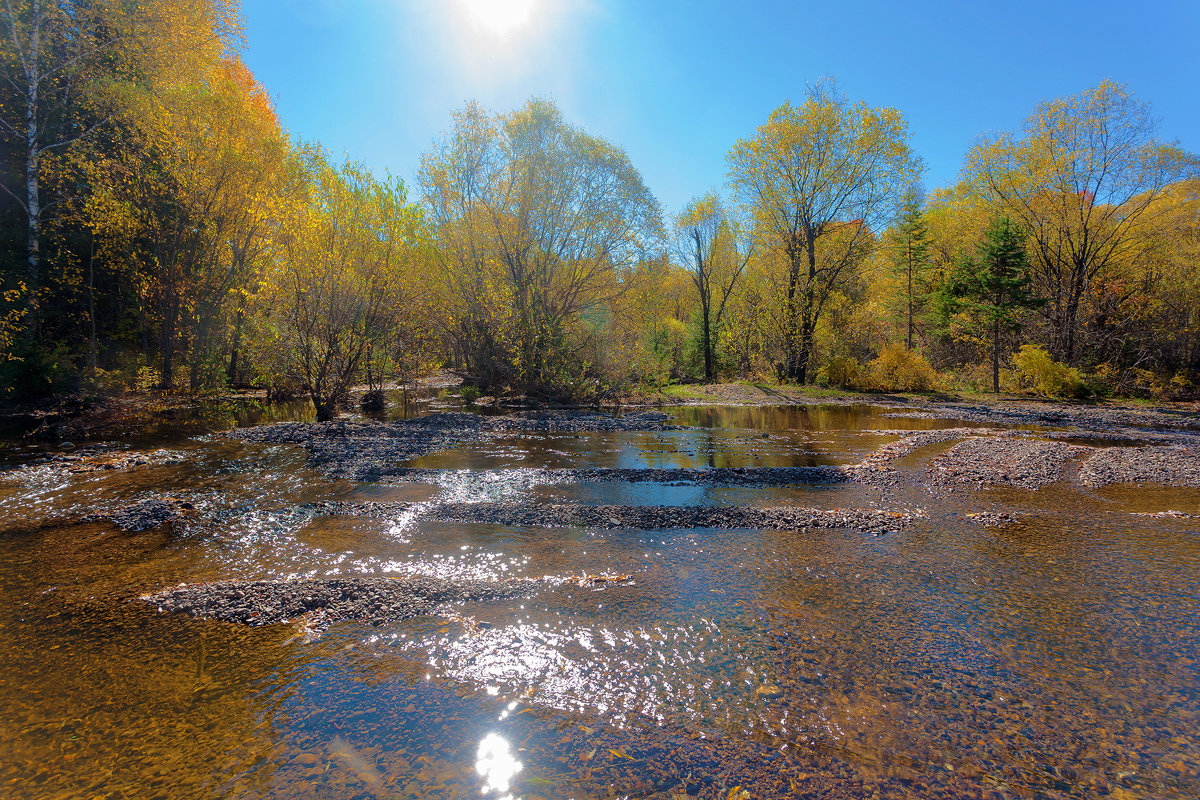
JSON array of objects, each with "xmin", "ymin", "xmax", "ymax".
[{"xmin": 7, "ymin": 375, "xmax": 1197, "ymax": 447}]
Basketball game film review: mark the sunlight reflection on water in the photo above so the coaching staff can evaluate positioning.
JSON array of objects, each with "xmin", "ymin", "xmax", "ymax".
[{"xmin": 476, "ymin": 732, "xmax": 522, "ymax": 797}]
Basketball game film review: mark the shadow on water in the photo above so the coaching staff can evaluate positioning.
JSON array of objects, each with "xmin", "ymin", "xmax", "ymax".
[{"xmin": 0, "ymin": 400, "xmax": 1198, "ymax": 798}]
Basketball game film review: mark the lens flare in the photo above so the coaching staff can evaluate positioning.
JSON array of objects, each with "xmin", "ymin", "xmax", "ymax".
[{"xmin": 458, "ymin": 0, "xmax": 536, "ymax": 37}]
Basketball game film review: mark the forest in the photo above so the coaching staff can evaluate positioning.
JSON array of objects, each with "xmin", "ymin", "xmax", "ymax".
[{"xmin": 2, "ymin": 0, "xmax": 1198, "ymax": 416}]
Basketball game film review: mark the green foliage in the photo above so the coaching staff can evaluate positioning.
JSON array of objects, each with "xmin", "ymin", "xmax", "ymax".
[
  {"xmin": 460, "ymin": 385, "xmax": 480, "ymax": 404},
  {"xmin": 886, "ymin": 189, "xmax": 932, "ymax": 349},
  {"xmin": 937, "ymin": 215, "xmax": 1043, "ymax": 391},
  {"xmin": 1011, "ymin": 345, "xmax": 1088, "ymax": 398},
  {"xmin": 864, "ymin": 343, "xmax": 938, "ymax": 392}
]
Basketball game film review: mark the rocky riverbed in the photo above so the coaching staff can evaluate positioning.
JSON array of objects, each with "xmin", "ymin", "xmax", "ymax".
[{"xmin": 6, "ymin": 399, "xmax": 1200, "ymax": 800}]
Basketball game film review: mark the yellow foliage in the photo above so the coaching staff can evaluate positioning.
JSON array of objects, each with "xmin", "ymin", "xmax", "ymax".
[
  {"xmin": 1011, "ymin": 345, "xmax": 1087, "ymax": 398},
  {"xmin": 819, "ymin": 356, "xmax": 862, "ymax": 389},
  {"xmin": 864, "ymin": 344, "xmax": 938, "ymax": 392}
]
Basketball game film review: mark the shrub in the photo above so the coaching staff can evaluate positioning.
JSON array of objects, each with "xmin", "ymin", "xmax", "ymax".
[
  {"xmin": 1087, "ymin": 363, "xmax": 1196, "ymax": 401},
  {"xmin": 84, "ymin": 367, "xmax": 128, "ymax": 393},
  {"xmin": 865, "ymin": 344, "xmax": 938, "ymax": 392},
  {"xmin": 460, "ymin": 385, "xmax": 481, "ymax": 404},
  {"xmin": 1011, "ymin": 345, "xmax": 1088, "ymax": 398},
  {"xmin": 819, "ymin": 356, "xmax": 862, "ymax": 389},
  {"xmin": 134, "ymin": 366, "xmax": 160, "ymax": 392}
]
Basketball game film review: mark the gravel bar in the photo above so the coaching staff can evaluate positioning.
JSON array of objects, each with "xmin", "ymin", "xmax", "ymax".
[
  {"xmin": 888, "ymin": 401, "xmax": 1200, "ymax": 434},
  {"xmin": 1079, "ymin": 445, "xmax": 1200, "ymax": 488},
  {"xmin": 928, "ymin": 438, "xmax": 1092, "ymax": 489},
  {"xmin": 141, "ymin": 575, "xmax": 532, "ymax": 627},
  {"xmin": 304, "ymin": 500, "xmax": 919, "ymax": 534},
  {"xmin": 382, "ymin": 465, "xmax": 860, "ymax": 486}
]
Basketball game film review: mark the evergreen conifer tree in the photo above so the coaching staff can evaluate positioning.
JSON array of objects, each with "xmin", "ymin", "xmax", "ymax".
[
  {"xmin": 939, "ymin": 215, "xmax": 1043, "ymax": 392},
  {"xmin": 890, "ymin": 190, "xmax": 931, "ymax": 350}
]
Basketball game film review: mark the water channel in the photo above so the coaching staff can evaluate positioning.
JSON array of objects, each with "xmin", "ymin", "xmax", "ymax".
[{"xmin": 1, "ymin": 399, "xmax": 1197, "ymax": 799}]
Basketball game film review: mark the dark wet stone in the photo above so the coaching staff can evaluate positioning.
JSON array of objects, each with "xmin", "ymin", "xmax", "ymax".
[
  {"xmin": 81, "ymin": 497, "xmax": 194, "ymax": 532},
  {"xmin": 141, "ymin": 575, "xmax": 532, "ymax": 627}
]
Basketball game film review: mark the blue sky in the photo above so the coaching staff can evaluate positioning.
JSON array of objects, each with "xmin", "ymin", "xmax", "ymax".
[{"xmin": 240, "ymin": 0, "xmax": 1199, "ymax": 216}]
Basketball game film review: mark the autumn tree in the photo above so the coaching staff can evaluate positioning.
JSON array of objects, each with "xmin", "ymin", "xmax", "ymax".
[
  {"xmin": 0, "ymin": 0, "xmax": 240, "ymax": 322},
  {"xmin": 966, "ymin": 81, "xmax": 1195, "ymax": 365},
  {"xmin": 728, "ymin": 81, "xmax": 919, "ymax": 383},
  {"xmin": 672, "ymin": 193, "xmax": 751, "ymax": 380},
  {"xmin": 939, "ymin": 216, "xmax": 1042, "ymax": 392},
  {"xmin": 419, "ymin": 98, "xmax": 662, "ymax": 395},
  {"xmin": 253, "ymin": 155, "xmax": 421, "ymax": 420},
  {"xmin": 1095, "ymin": 178, "xmax": 1200, "ymax": 387}
]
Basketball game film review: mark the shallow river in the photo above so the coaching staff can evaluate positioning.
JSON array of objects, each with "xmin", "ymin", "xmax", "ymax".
[{"xmin": 1, "ymin": 402, "xmax": 1198, "ymax": 799}]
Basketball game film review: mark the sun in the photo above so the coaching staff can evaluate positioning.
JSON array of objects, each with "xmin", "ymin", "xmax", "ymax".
[{"xmin": 458, "ymin": 0, "xmax": 536, "ymax": 37}]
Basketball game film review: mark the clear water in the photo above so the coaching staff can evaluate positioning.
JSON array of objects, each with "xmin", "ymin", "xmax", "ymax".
[{"xmin": 0, "ymin": 403, "xmax": 1197, "ymax": 799}]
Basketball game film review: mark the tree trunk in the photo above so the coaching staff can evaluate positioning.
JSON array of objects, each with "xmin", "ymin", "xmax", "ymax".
[
  {"xmin": 795, "ymin": 311, "xmax": 815, "ymax": 385},
  {"xmin": 992, "ymin": 317, "xmax": 1000, "ymax": 393},
  {"xmin": 227, "ymin": 305, "xmax": 244, "ymax": 386},
  {"xmin": 906, "ymin": 248, "xmax": 914, "ymax": 351},
  {"xmin": 1062, "ymin": 291, "xmax": 1081, "ymax": 365},
  {"xmin": 160, "ymin": 298, "xmax": 177, "ymax": 390},
  {"xmin": 12, "ymin": 0, "xmax": 43, "ymax": 337},
  {"xmin": 87, "ymin": 236, "xmax": 97, "ymax": 372}
]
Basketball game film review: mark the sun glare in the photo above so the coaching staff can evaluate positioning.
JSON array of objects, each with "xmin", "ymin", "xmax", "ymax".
[{"xmin": 458, "ymin": 0, "xmax": 536, "ymax": 37}]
